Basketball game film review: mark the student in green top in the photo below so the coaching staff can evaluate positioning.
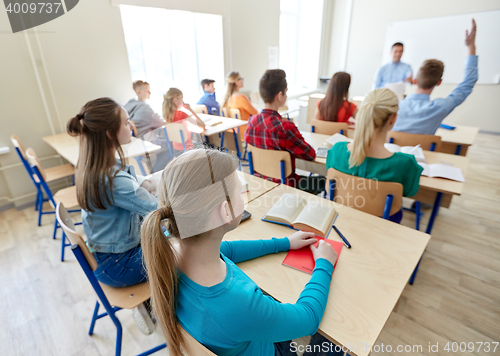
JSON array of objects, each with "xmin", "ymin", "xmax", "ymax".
[{"xmin": 326, "ymin": 88, "xmax": 423, "ymax": 223}]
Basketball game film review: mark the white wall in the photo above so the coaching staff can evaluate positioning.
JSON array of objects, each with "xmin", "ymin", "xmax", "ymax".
[
  {"xmin": 0, "ymin": 0, "xmax": 280, "ymax": 210},
  {"xmin": 328, "ymin": 0, "xmax": 500, "ymax": 133}
]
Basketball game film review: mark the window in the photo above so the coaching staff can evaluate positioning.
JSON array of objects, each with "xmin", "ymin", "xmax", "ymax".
[
  {"xmin": 279, "ymin": 0, "xmax": 323, "ymax": 91},
  {"xmin": 120, "ymin": 5, "xmax": 225, "ymax": 114}
]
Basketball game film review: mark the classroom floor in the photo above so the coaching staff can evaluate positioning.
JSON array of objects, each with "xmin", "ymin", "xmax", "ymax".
[{"xmin": 1, "ymin": 133, "xmax": 499, "ymax": 356}]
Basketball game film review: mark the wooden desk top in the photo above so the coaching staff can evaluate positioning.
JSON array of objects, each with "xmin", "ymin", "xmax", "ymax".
[
  {"xmin": 238, "ymin": 171, "xmax": 279, "ymax": 205},
  {"xmin": 43, "ymin": 133, "xmax": 161, "ymax": 166},
  {"xmin": 198, "ymin": 114, "xmax": 247, "ymax": 136},
  {"xmin": 300, "ymin": 131, "xmax": 470, "ymax": 196},
  {"xmin": 435, "ymin": 125, "xmax": 479, "ymax": 146},
  {"xmin": 345, "ymin": 125, "xmax": 478, "ymax": 147},
  {"xmin": 225, "ymin": 185, "xmax": 430, "ymax": 356}
]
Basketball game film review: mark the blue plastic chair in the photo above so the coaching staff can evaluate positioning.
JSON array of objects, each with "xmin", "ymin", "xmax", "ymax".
[
  {"xmin": 26, "ymin": 148, "xmax": 80, "ymax": 261},
  {"xmin": 247, "ymin": 144, "xmax": 292, "ymax": 184},
  {"xmin": 327, "ymin": 168, "xmax": 423, "ymax": 284},
  {"xmin": 11, "ymin": 135, "xmax": 75, "ymax": 226},
  {"xmin": 55, "ymin": 203, "xmax": 167, "ymax": 356}
]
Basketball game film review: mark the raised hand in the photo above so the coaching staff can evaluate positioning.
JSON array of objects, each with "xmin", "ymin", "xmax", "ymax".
[{"xmin": 465, "ymin": 19, "xmax": 477, "ymax": 55}]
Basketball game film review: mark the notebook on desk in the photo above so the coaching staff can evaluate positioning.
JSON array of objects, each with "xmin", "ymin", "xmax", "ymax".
[
  {"xmin": 418, "ymin": 163, "xmax": 465, "ymax": 182},
  {"xmin": 282, "ymin": 237, "xmax": 343, "ymax": 274}
]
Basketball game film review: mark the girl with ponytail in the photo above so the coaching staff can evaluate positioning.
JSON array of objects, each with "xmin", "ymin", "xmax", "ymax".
[
  {"xmin": 162, "ymin": 88, "xmax": 206, "ymax": 152},
  {"xmin": 68, "ymin": 98, "xmax": 158, "ymax": 334},
  {"xmin": 141, "ymin": 148, "xmax": 341, "ymax": 356},
  {"xmin": 325, "ymin": 89, "xmax": 423, "ymax": 223},
  {"xmin": 223, "ymin": 71, "xmax": 258, "ymax": 123}
]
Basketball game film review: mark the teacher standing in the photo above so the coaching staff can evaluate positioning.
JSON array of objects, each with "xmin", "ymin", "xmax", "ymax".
[{"xmin": 373, "ymin": 42, "xmax": 413, "ymax": 89}]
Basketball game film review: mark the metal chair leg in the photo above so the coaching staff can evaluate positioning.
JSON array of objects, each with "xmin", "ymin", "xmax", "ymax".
[{"xmin": 89, "ymin": 301, "xmax": 100, "ymax": 335}]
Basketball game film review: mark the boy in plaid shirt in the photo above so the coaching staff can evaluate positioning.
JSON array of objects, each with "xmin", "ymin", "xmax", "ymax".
[{"xmin": 245, "ymin": 69, "xmax": 325, "ymax": 194}]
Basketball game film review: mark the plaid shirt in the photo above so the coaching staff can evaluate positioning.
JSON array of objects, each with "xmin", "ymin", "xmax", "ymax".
[{"xmin": 244, "ymin": 109, "xmax": 316, "ymax": 186}]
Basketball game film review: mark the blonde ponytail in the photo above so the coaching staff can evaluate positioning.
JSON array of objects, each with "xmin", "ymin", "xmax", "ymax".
[
  {"xmin": 349, "ymin": 89, "xmax": 398, "ymax": 167},
  {"xmin": 141, "ymin": 207, "xmax": 184, "ymax": 356},
  {"xmin": 163, "ymin": 88, "xmax": 183, "ymax": 123},
  {"xmin": 223, "ymin": 71, "xmax": 241, "ymax": 115}
]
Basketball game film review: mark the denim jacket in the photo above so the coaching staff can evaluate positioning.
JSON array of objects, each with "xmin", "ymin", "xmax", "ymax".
[{"xmin": 82, "ymin": 163, "xmax": 158, "ymax": 254}]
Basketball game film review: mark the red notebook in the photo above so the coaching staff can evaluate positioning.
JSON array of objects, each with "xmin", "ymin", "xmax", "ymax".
[{"xmin": 282, "ymin": 237, "xmax": 343, "ymax": 274}]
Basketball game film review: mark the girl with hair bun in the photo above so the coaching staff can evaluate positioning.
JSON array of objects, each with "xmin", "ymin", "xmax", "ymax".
[
  {"xmin": 67, "ymin": 97, "xmax": 158, "ymax": 334},
  {"xmin": 141, "ymin": 148, "xmax": 342, "ymax": 356},
  {"xmin": 326, "ymin": 89, "xmax": 423, "ymax": 223}
]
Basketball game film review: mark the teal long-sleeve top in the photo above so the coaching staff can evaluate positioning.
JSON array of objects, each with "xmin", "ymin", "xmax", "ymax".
[{"xmin": 176, "ymin": 237, "xmax": 334, "ymax": 356}]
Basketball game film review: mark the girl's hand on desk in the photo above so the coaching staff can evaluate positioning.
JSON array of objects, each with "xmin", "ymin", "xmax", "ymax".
[
  {"xmin": 288, "ymin": 231, "xmax": 317, "ymax": 250},
  {"xmin": 311, "ymin": 240, "xmax": 338, "ymax": 265}
]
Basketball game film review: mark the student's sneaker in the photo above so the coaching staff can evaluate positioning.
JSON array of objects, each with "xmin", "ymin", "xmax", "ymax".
[{"xmin": 132, "ymin": 302, "xmax": 155, "ymax": 335}]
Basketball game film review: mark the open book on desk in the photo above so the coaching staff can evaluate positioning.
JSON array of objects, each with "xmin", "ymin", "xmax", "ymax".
[
  {"xmin": 262, "ymin": 193, "xmax": 338, "ymax": 237},
  {"xmin": 384, "ymin": 143, "xmax": 426, "ymax": 162},
  {"xmin": 324, "ymin": 133, "xmax": 351, "ymax": 147},
  {"xmin": 418, "ymin": 163, "xmax": 465, "ymax": 182}
]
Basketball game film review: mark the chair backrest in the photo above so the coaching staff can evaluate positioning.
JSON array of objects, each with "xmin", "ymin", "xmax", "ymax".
[
  {"xmin": 10, "ymin": 134, "xmax": 28, "ymax": 160},
  {"xmin": 222, "ymin": 108, "xmax": 241, "ymax": 119},
  {"xmin": 129, "ymin": 120, "xmax": 139, "ymax": 137},
  {"xmin": 25, "ymin": 147, "xmax": 47, "ymax": 182},
  {"xmin": 11, "ymin": 135, "xmax": 38, "ymax": 186},
  {"xmin": 192, "ymin": 104, "xmax": 208, "ymax": 114},
  {"xmin": 306, "ymin": 93, "xmax": 325, "ymax": 124},
  {"xmin": 249, "ymin": 92, "xmax": 260, "ymax": 105},
  {"xmin": 56, "ymin": 203, "xmax": 98, "ymax": 270},
  {"xmin": 181, "ymin": 328, "xmax": 217, "ymax": 356},
  {"xmin": 247, "ymin": 144, "xmax": 292, "ymax": 181},
  {"xmin": 311, "ymin": 119, "xmax": 349, "ymax": 136},
  {"xmin": 387, "ymin": 131, "xmax": 442, "ymax": 152},
  {"xmin": 165, "ymin": 122, "xmax": 189, "ymax": 144},
  {"xmin": 327, "ymin": 168, "xmax": 402, "ymax": 217}
]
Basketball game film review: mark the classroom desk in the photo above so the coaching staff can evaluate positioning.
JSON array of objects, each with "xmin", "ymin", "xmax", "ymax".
[
  {"xmin": 198, "ymin": 114, "xmax": 247, "ymax": 158},
  {"xmin": 225, "ymin": 184, "xmax": 430, "ymax": 356},
  {"xmin": 42, "ymin": 133, "xmax": 161, "ymax": 166},
  {"xmin": 297, "ymin": 131, "xmax": 470, "ymax": 234},
  {"xmin": 435, "ymin": 125, "xmax": 479, "ymax": 156},
  {"xmin": 238, "ymin": 171, "xmax": 279, "ymax": 205},
  {"xmin": 345, "ymin": 125, "xmax": 478, "ymax": 156}
]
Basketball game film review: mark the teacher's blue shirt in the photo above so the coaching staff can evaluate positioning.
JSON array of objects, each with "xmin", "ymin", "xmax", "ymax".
[
  {"xmin": 393, "ymin": 55, "xmax": 478, "ymax": 135},
  {"xmin": 373, "ymin": 61, "xmax": 413, "ymax": 89}
]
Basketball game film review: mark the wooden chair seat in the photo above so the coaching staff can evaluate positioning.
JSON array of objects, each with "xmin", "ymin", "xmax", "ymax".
[
  {"xmin": 100, "ymin": 282, "xmax": 150, "ymax": 309},
  {"xmin": 45, "ymin": 163, "xmax": 75, "ymax": 182},
  {"xmin": 387, "ymin": 130, "xmax": 442, "ymax": 151},
  {"xmin": 247, "ymin": 144, "xmax": 292, "ymax": 181},
  {"xmin": 192, "ymin": 104, "xmax": 208, "ymax": 114},
  {"xmin": 165, "ymin": 122, "xmax": 189, "ymax": 144},
  {"xmin": 53, "ymin": 186, "xmax": 79, "ymax": 209},
  {"xmin": 311, "ymin": 119, "xmax": 349, "ymax": 135},
  {"xmin": 327, "ymin": 168, "xmax": 402, "ymax": 217}
]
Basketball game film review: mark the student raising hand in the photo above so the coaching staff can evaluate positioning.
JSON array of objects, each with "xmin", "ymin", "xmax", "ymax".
[
  {"xmin": 465, "ymin": 19, "xmax": 477, "ymax": 55},
  {"xmin": 288, "ymin": 231, "xmax": 317, "ymax": 250}
]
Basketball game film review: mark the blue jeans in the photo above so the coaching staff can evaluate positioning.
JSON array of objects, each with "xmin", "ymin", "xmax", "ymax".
[
  {"xmin": 93, "ymin": 245, "xmax": 148, "ymax": 287},
  {"xmin": 275, "ymin": 333, "xmax": 344, "ymax": 356}
]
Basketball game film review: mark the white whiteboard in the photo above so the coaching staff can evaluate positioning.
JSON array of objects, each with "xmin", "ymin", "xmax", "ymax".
[{"xmin": 382, "ymin": 10, "xmax": 500, "ymax": 85}]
